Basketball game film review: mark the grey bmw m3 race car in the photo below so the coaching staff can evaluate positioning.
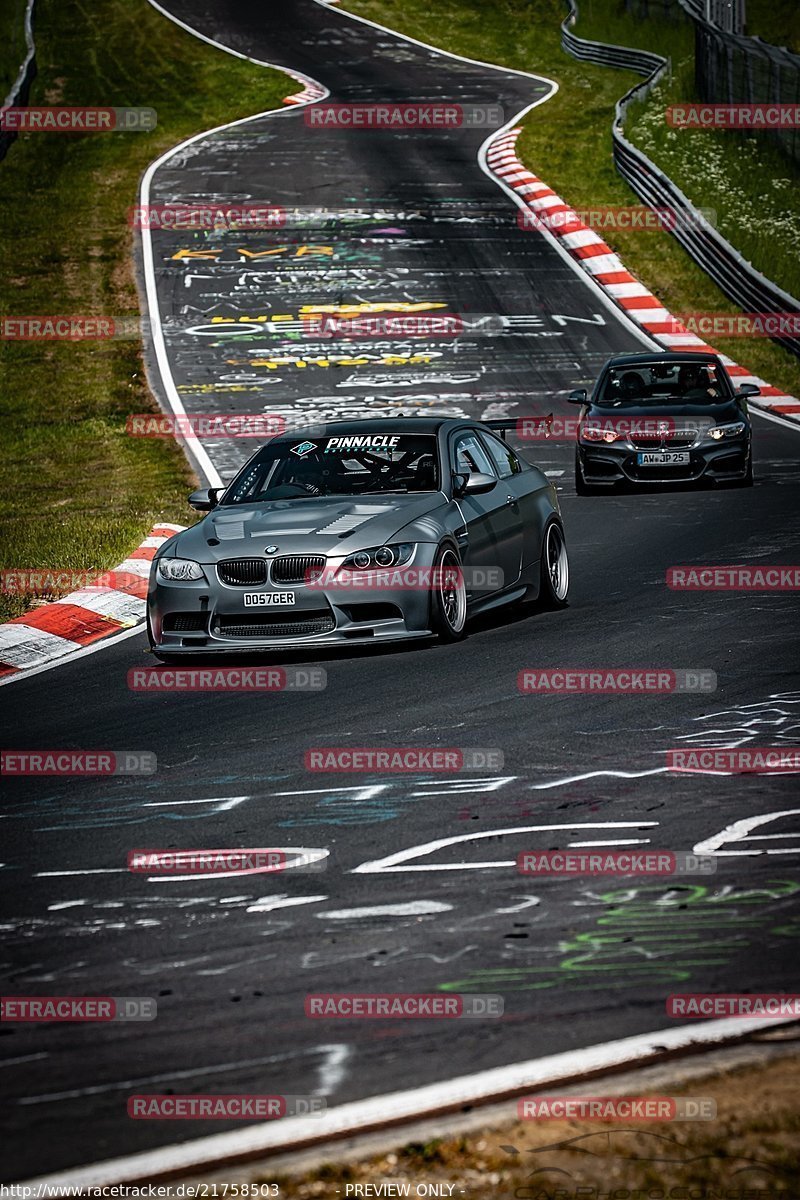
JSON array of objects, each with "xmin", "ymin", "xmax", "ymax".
[{"xmin": 147, "ymin": 417, "xmax": 569, "ymax": 659}]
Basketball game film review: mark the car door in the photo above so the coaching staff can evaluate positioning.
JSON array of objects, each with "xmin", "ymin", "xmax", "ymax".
[
  {"xmin": 450, "ymin": 430, "xmax": 523, "ymax": 596},
  {"xmin": 478, "ymin": 431, "xmax": 542, "ymax": 570}
]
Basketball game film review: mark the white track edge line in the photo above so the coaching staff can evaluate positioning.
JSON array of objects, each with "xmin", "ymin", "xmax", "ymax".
[
  {"xmin": 140, "ymin": 0, "xmax": 331, "ymax": 490},
  {"xmin": 750, "ymin": 406, "xmax": 800, "ymax": 434},
  {"xmin": 314, "ymin": 0, "xmax": 658, "ymax": 348},
  {"xmin": 4, "ymin": 0, "xmax": 35, "ymax": 107},
  {"xmin": 311, "ymin": 0, "xmax": 566, "ymax": 79},
  {"xmin": 147, "ymin": 0, "xmax": 322, "ymax": 79},
  {"xmin": 7, "ymin": 1, "xmax": 799, "ymax": 696},
  {"xmin": 20, "ymin": 1015, "xmax": 796, "ymax": 1189},
  {"xmin": 328, "ymin": 1, "xmax": 800, "ymax": 401},
  {"xmin": 11, "ymin": 6, "xmax": 800, "ymax": 1185},
  {"xmin": 0, "ymin": 6, "xmax": 333, "ymax": 687}
]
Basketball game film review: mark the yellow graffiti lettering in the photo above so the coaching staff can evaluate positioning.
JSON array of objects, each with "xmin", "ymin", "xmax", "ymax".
[
  {"xmin": 226, "ymin": 353, "xmax": 436, "ymax": 369},
  {"xmin": 298, "ymin": 302, "xmax": 446, "ymax": 315},
  {"xmin": 210, "ymin": 315, "xmax": 268, "ymax": 324},
  {"xmin": 204, "ymin": 304, "xmax": 449, "ymax": 323},
  {"xmin": 170, "ymin": 244, "xmax": 335, "ymax": 263},
  {"xmin": 170, "ymin": 249, "xmax": 219, "ymax": 261},
  {"xmin": 295, "ymin": 244, "xmax": 334, "ymax": 257},
  {"xmin": 237, "ymin": 247, "xmax": 289, "ymax": 259},
  {"xmin": 177, "ymin": 384, "xmax": 266, "ymax": 393}
]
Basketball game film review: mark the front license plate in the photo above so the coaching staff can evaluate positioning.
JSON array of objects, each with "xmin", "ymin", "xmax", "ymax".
[
  {"xmin": 637, "ymin": 451, "xmax": 690, "ymax": 466},
  {"xmin": 243, "ymin": 592, "xmax": 296, "ymax": 607}
]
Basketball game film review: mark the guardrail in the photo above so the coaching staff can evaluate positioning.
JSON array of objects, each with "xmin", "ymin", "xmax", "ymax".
[
  {"xmin": 560, "ymin": 12, "xmax": 663, "ymax": 77},
  {"xmin": 1, "ymin": 0, "xmax": 37, "ymax": 163},
  {"xmin": 560, "ymin": 0, "xmax": 800, "ymax": 359},
  {"xmin": 676, "ymin": 0, "xmax": 800, "ymax": 165}
]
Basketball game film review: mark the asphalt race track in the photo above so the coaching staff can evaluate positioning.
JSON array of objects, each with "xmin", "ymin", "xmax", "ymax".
[{"xmin": 2, "ymin": 0, "xmax": 800, "ymax": 1182}]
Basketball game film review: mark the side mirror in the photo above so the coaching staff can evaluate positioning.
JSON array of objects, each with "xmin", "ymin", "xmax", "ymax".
[
  {"xmin": 451, "ymin": 471, "xmax": 469, "ymax": 498},
  {"xmin": 464, "ymin": 472, "xmax": 497, "ymax": 495},
  {"xmin": 736, "ymin": 383, "xmax": 760, "ymax": 397},
  {"xmin": 188, "ymin": 487, "xmax": 219, "ymax": 511},
  {"xmin": 568, "ymin": 388, "xmax": 588, "ymax": 405}
]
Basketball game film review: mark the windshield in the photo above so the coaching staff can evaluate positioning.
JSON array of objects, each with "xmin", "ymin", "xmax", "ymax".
[
  {"xmin": 221, "ymin": 433, "xmax": 440, "ymax": 504},
  {"xmin": 597, "ymin": 360, "xmax": 732, "ymax": 406}
]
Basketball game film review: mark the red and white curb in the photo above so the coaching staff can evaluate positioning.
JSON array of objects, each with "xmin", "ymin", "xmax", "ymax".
[
  {"xmin": 283, "ymin": 75, "xmax": 327, "ymax": 105},
  {"xmin": 485, "ymin": 128, "xmax": 800, "ymax": 425},
  {"xmin": 0, "ymin": 524, "xmax": 184, "ymax": 681}
]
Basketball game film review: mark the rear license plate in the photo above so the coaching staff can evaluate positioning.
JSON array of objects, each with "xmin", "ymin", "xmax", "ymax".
[
  {"xmin": 243, "ymin": 592, "xmax": 295, "ymax": 607},
  {"xmin": 637, "ymin": 451, "xmax": 690, "ymax": 466}
]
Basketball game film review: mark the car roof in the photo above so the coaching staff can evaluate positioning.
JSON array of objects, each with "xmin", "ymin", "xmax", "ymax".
[
  {"xmin": 273, "ymin": 417, "xmax": 468, "ymax": 441},
  {"xmin": 604, "ymin": 351, "xmax": 723, "ymax": 367}
]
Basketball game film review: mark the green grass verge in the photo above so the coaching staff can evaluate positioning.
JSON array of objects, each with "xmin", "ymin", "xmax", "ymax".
[
  {"xmin": 339, "ymin": 0, "xmax": 800, "ymax": 402},
  {"xmin": 746, "ymin": 0, "xmax": 800, "ymax": 52},
  {"xmin": 573, "ymin": 1, "xmax": 800, "ymax": 303},
  {"xmin": 627, "ymin": 70, "xmax": 800, "ymax": 300},
  {"xmin": 0, "ymin": 0, "xmax": 292, "ymax": 621},
  {"xmin": 570, "ymin": 0, "xmax": 691, "ymax": 62}
]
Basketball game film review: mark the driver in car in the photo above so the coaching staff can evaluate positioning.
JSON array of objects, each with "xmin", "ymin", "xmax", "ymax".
[
  {"xmin": 618, "ymin": 371, "xmax": 644, "ymax": 399},
  {"xmin": 679, "ymin": 363, "xmax": 718, "ymax": 400},
  {"xmin": 278, "ymin": 454, "xmax": 325, "ymax": 496}
]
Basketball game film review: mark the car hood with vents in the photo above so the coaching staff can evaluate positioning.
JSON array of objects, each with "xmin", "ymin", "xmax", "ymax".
[{"xmin": 161, "ymin": 493, "xmax": 450, "ymax": 564}]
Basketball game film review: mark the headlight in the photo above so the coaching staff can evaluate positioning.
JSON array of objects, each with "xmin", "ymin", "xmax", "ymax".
[
  {"xmin": 341, "ymin": 544, "xmax": 414, "ymax": 570},
  {"xmin": 707, "ymin": 421, "xmax": 746, "ymax": 440},
  {"xmin": 156, "ymin": 557, "xmax": 206, "ymax": 582},
  {"xmin": 581, "ymin": 424, "xmax": 620, "ymax": 443}
]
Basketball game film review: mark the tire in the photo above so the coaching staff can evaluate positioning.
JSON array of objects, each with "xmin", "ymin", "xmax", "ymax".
[
  {"xmin": 429, "ymin": 543, "xmax": 467, "ymax": 642},
  {"xmin": 539, "ymin": 520, "xmax": 570, "ymax": 609}
]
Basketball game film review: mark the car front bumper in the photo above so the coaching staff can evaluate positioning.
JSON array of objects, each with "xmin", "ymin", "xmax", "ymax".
[
  {"xmin": 148, "ymin": 555, "xmax": 439, "ymax": 654},
  {"xmin": 577, "ymin": 437, "xmax": 750, "ymax": 486}
]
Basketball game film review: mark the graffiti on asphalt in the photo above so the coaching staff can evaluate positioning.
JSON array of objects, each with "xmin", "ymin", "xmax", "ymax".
[{"xmin": 438, "ymin": 881, "xmax": 800, "ymax": 992}]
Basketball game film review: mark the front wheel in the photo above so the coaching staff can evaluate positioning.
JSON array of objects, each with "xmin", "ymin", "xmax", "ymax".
[
  {"xmin": 539, "ymin": 520, "xmax": 570, "ymax": 609},
  {"xmin": 430, "ymin": 544, "xmax": 467, "ymax": 642}
]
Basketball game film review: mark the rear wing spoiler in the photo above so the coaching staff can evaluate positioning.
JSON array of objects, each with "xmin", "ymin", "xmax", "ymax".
[{"xmin": 483, "ymin": 416, "xmax": 554, "ymax": 441}]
